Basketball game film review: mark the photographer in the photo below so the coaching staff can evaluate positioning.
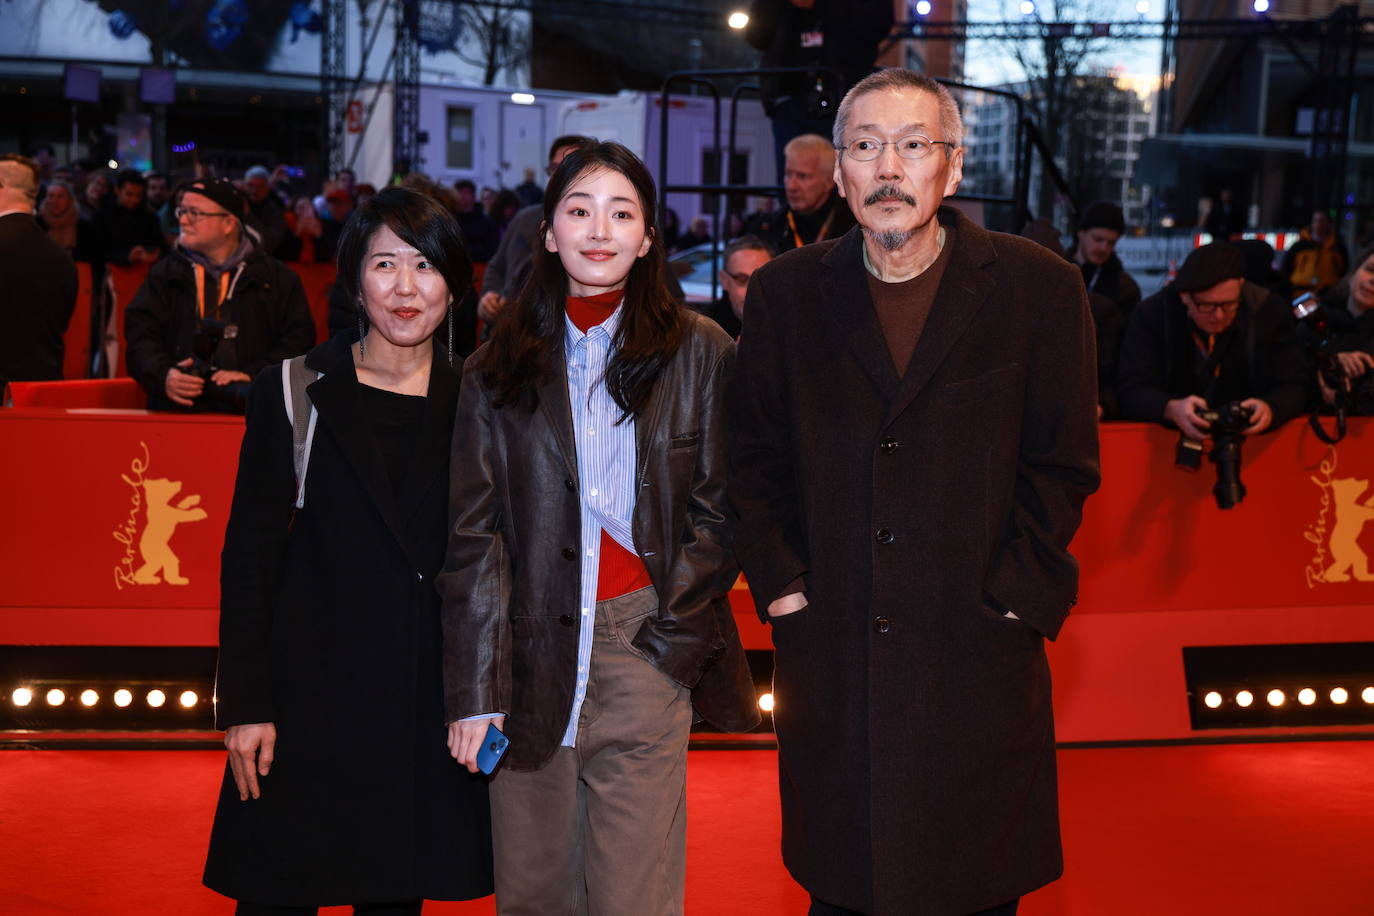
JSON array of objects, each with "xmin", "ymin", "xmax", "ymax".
[
  {"xmin": 1116, "ymin": 241, "xmax": 1309, "ymax": 438},
  {"xmin": 125, "ymin": 178, "xmax": 315, "ymax": 412},
  {"xmin": 743, "ymin": 0, "xmax": 893, "ymax": 181},
  {"xmin": 1310, "ymin": 243, "xmax": 1374, "ymax": 408}
]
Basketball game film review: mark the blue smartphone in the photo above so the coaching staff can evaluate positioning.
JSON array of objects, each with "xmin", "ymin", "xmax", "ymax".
[{"xmin": 476, "ymin": 721, "xmax": 510, "ymax": 775}]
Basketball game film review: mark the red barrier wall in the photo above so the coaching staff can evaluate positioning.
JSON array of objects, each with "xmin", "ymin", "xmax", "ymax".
[
  {"xmin": 4, "ymin": 410, "xmax": 1374, "ymax": 742},
  {"xmin": 61, "ymin": 262, "xmax": 94, "ymax": 380},
  {"xmin": 106, "ymin": 263, "xmax": 152, "ymax": 378},
  {"xmin": 286, "ymin": 262, "xmax": 336, "ymax": 346}
]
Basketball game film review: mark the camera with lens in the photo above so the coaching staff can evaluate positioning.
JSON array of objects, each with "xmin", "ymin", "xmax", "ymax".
[
  {"xmin": 187, "ymin": 318, "xmax": 249, "ymax": 413},
  {"xmin": 1174, "ymin": 400, "xmax": 1252, "ymax": 510},
  {"xmin": 1293, "ymin": 292, "xmax": 1374, "ymax": 416}
]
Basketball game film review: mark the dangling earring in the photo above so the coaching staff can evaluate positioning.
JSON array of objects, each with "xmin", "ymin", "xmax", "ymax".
[
  {"xmin": 447, "ymin": 301, "xmax": 455, "ymax": 366},
  {"xmin": 357, "ymin": 300, "xmax": 365, "ymax": 362}
]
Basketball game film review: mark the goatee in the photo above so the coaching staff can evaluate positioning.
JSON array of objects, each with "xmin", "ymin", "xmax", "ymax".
[{"xmin": 864, "ymin": 227, "xmax": 914, "ymax": 252}]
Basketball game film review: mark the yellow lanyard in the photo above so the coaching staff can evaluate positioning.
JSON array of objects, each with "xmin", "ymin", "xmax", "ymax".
[
  {"xmin": 787, "ymin": 207, "xmax": 836, "ymax": 248},
  {"xmin": 1192, "ymin": 331, "xmax": 1221, "ymax": 378},
  {"xmin": 194, "ymin": 263, "xmax": 230, "ymax": 318}
]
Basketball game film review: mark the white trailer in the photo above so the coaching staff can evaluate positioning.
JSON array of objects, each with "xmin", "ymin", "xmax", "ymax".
[
  {"xmin": 556, "ymin": 91, "xmax": 777, "ymax": 227},
  {"xmin": 415, "ymin": 82, "xmax": 587, "ymax": 192}
]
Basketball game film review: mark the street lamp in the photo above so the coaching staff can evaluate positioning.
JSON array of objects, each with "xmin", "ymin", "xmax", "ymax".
[{"xmin": 727, "ymin": 11, "xmax": 749, "ymax": 29}]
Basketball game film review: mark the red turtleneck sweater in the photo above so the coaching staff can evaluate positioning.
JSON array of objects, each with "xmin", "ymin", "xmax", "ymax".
[{"xmin": 566, "ymin": 290, "xmax": 653, "ymax": 601}]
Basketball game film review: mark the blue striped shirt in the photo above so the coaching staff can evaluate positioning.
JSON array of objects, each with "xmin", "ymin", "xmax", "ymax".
[{"xmin": 560, "ymin": 304, "xmax": 639, "ymax": 746}]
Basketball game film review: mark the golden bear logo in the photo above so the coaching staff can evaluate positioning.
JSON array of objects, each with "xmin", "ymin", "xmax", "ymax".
[
  {"xmin": 1305, "ymin": 450, "xmax": 1374, "ymax": 587},
  {"xmin": 1323, "ymin": 477, "xmax": 1374, "ymax": 583},
  {"xmin": 132, "ymin": 478, "xmax": 208, "ymax": 585},
  {"xmin": 113, "ymin": 442, "xmax": 208, "ymax": 589}
]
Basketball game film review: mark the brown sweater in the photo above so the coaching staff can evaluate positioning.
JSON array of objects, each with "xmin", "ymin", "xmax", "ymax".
[{"xmin": 865, "ymin": 229, "xmax": 953, "ymax": 376}]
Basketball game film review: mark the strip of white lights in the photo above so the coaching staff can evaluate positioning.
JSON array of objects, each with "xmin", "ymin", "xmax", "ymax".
[
  {"xmin": 1200, "ymin": 685, "xmax": 1374, "ymax": 710},
  {"xmin": 8, "ymin": 685, "xmax": 201, "ymax": 709}
]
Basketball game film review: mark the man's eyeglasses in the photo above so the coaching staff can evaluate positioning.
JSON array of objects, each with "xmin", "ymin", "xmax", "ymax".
[
  {"xmin": 175, "ymin": 206, "xmax": 233, "ymax": 223},
  {"xmin": 837, "ymin": 135, "xmax": 957, "ymax": 162},
  {"xmin": 1188, "ymin": 296, "xmax": 1242, "ymax": 314},
  {"xmin": 723, "ymin": 271, "xmax": 753, "ymax": 286}
]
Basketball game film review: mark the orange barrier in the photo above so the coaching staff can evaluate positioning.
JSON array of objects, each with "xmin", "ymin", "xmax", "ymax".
[
  {"xmin": 62, "ymin": 262, "xmax": 95, "ymax": 380},
  {"xmin": 5, "ymin": 378, "xmax": 145, "ymax": 409},
  {"xmin": 106, "ymin": 263, "xmax": 151, "ymax": 378},
  {"xmin": 286, "ymin": 261, "xmax": 336, "ymax": 345}
]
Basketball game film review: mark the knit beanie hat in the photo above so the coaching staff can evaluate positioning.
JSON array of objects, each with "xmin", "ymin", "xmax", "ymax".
[
  {"xmin": 1078, "ymin": 200, "xmax": 1125, "ymax": 235},
  {"xmin": 180, "ymin": 177, "xmax": 248, "ymax": 219}
]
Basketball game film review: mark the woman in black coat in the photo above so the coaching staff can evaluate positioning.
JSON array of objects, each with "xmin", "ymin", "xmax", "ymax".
[{"xmin": 204, "ymin": 188, "xmax": 493, "ymax": 913}]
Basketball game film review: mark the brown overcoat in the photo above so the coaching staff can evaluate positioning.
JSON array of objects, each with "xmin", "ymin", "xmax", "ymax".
[{"xmin": 729, "ymin": 208, "xmax": 1101, "ymax": 915}]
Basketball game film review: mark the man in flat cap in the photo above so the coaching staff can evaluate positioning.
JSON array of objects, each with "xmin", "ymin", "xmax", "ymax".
[
  {"xmin": 125, "ymin": 177, "xmax": 315, "ymax": 412},
  {"xmin": 1067, "ymin": 200, "xmax": 1140, "ymax": 318},
  {"xmin": 1116, "ymin": 240, "xmax": 1308, "ymax": 439}
]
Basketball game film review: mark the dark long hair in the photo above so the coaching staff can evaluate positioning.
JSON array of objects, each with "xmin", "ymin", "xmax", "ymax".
[
  {"xmin": 335, "ymin": 186, "xmax": 472, "ymax": 311},
  {"xmin": 479, "ymin": 141, "xmax": 684, "ymax": 418}
]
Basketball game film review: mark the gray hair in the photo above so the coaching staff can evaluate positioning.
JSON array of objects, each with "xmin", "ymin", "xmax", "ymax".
[
  {"xmin": 0, "ymin": 154, "xmax": 39, "ymax": 202},
  {"xmin": 723, "ymin": 233, "xmax": 776, "ymax": 267},
  {"xmin": 833, "ymin": 69, "xmax": 964, "ymax": 154},
  {"xmin": 783, "ymin": 132, "xmax": 837, "ymax": 171}
]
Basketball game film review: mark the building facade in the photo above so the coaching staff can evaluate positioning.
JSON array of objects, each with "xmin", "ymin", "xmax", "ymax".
[{"xmin": 962, "ymin": 73, "xmax": 1158, "ymax": 232}]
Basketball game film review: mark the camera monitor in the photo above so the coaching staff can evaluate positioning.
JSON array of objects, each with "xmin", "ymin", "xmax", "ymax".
[
  {"xmin": 140, "ymin": 68, "xmax": 176, "ymax": 105},
  {"xmin": 63, "ymin": 64, "xmax": 101, "ymax": 103}
]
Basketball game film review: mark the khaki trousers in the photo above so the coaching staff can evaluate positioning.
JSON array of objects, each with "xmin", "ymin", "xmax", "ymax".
[{"xmin": 490, "ymin": 586, "xmax": 691, "ymax": 916}]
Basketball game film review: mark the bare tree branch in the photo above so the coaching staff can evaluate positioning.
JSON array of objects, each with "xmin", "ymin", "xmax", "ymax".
[
  {"xmin": 450, "ymin": 1, "xmax": 529, "ymax": 85},
  {"xmin": 995, "ymin": 0, "xmax": 1115, "ymax": 214}
]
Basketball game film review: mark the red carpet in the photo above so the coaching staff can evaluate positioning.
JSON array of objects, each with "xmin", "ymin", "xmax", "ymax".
[{"xmin": 1, "ymin": 743, "xmax": 1370, "ymax": 914}]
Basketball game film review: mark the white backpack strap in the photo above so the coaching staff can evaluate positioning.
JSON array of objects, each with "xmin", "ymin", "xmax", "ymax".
[{"xmin": 282, "ymin": 356, "xmax": 321, "ymax": 509}]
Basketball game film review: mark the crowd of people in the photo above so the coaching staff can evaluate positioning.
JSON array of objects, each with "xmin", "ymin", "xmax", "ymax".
[{"xmin": 1, "ymin": 138, "xmax": 804, "ymax": 396}]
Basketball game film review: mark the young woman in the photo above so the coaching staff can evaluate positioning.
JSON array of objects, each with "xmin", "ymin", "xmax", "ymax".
[
  {"xmin": 438, "ymin": 142, "xmax": 757, "ymax": 915},
  {"xmin": 205, "ymin": 187, "xmax": 493, "ymax": 914},
  {"xmin": 37, "ymin": 180, "xmax": 79, "ymax": 252}
]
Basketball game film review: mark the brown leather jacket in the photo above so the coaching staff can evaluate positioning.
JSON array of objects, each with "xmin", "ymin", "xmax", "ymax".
[{"xmin": 438, "ymin": 311, "xmax": 759, "ymax": 771}]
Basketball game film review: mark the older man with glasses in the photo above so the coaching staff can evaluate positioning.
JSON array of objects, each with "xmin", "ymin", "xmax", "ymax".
[
  {"xmin": 1117, "ymin": 240, "xmax": 1309, "ymax": 439},
  {"xmin": 729, "ymin": 68, "xmax": 1100, "ymax": 916},
  {"xmin": 125, "ymin": 178, "xmax": 315, "ymax": 412}
]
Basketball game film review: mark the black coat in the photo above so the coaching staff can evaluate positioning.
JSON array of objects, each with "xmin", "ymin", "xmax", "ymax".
[
  {"xmin": 246, "ymin": 193, "xmax": 293, "ymax": 261},
  {"xmin": 745, "ymin": 189, "xmax": 857, "ymax": 255},
  {"xmin": 204, "ymin": 336, "xmax": 493, "ymax": 906},
  {"xmin": 744, "ymin": 0, "xmax": 893, "ymax": 109},
  {"xmin": 124, "ymin": 245, "xmax": 316, "ymax": 411},
  {"xmin": 729, "ymin": 210, "xmax": 1101, "ymax": 915},
  {"xmin": 1071, "ymin": 251, "xmax": 1141, "ymax": 318},
  {"xmin": 437, "ymin": 312, "xmax": 759, "ymax": 772},
  {"xmin": 1115, "ymin": 280, "xmax": 1310, "ymax": 428},
  {"xmin": 95, "ymin": 202, "xmax": 168, "ymax": 265},
  {"xmin": 0, "ymin": 212, "xmax": 77, "ymax": 384},
  {"xmin": 701, "ymin": 296, "xmax": 742, "ymax": 339}
]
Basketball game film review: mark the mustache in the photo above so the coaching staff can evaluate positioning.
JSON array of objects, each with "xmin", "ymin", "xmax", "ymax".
[{"xmin": 864, "ymin": 185, "xmax": 917, "ymax": 207}]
